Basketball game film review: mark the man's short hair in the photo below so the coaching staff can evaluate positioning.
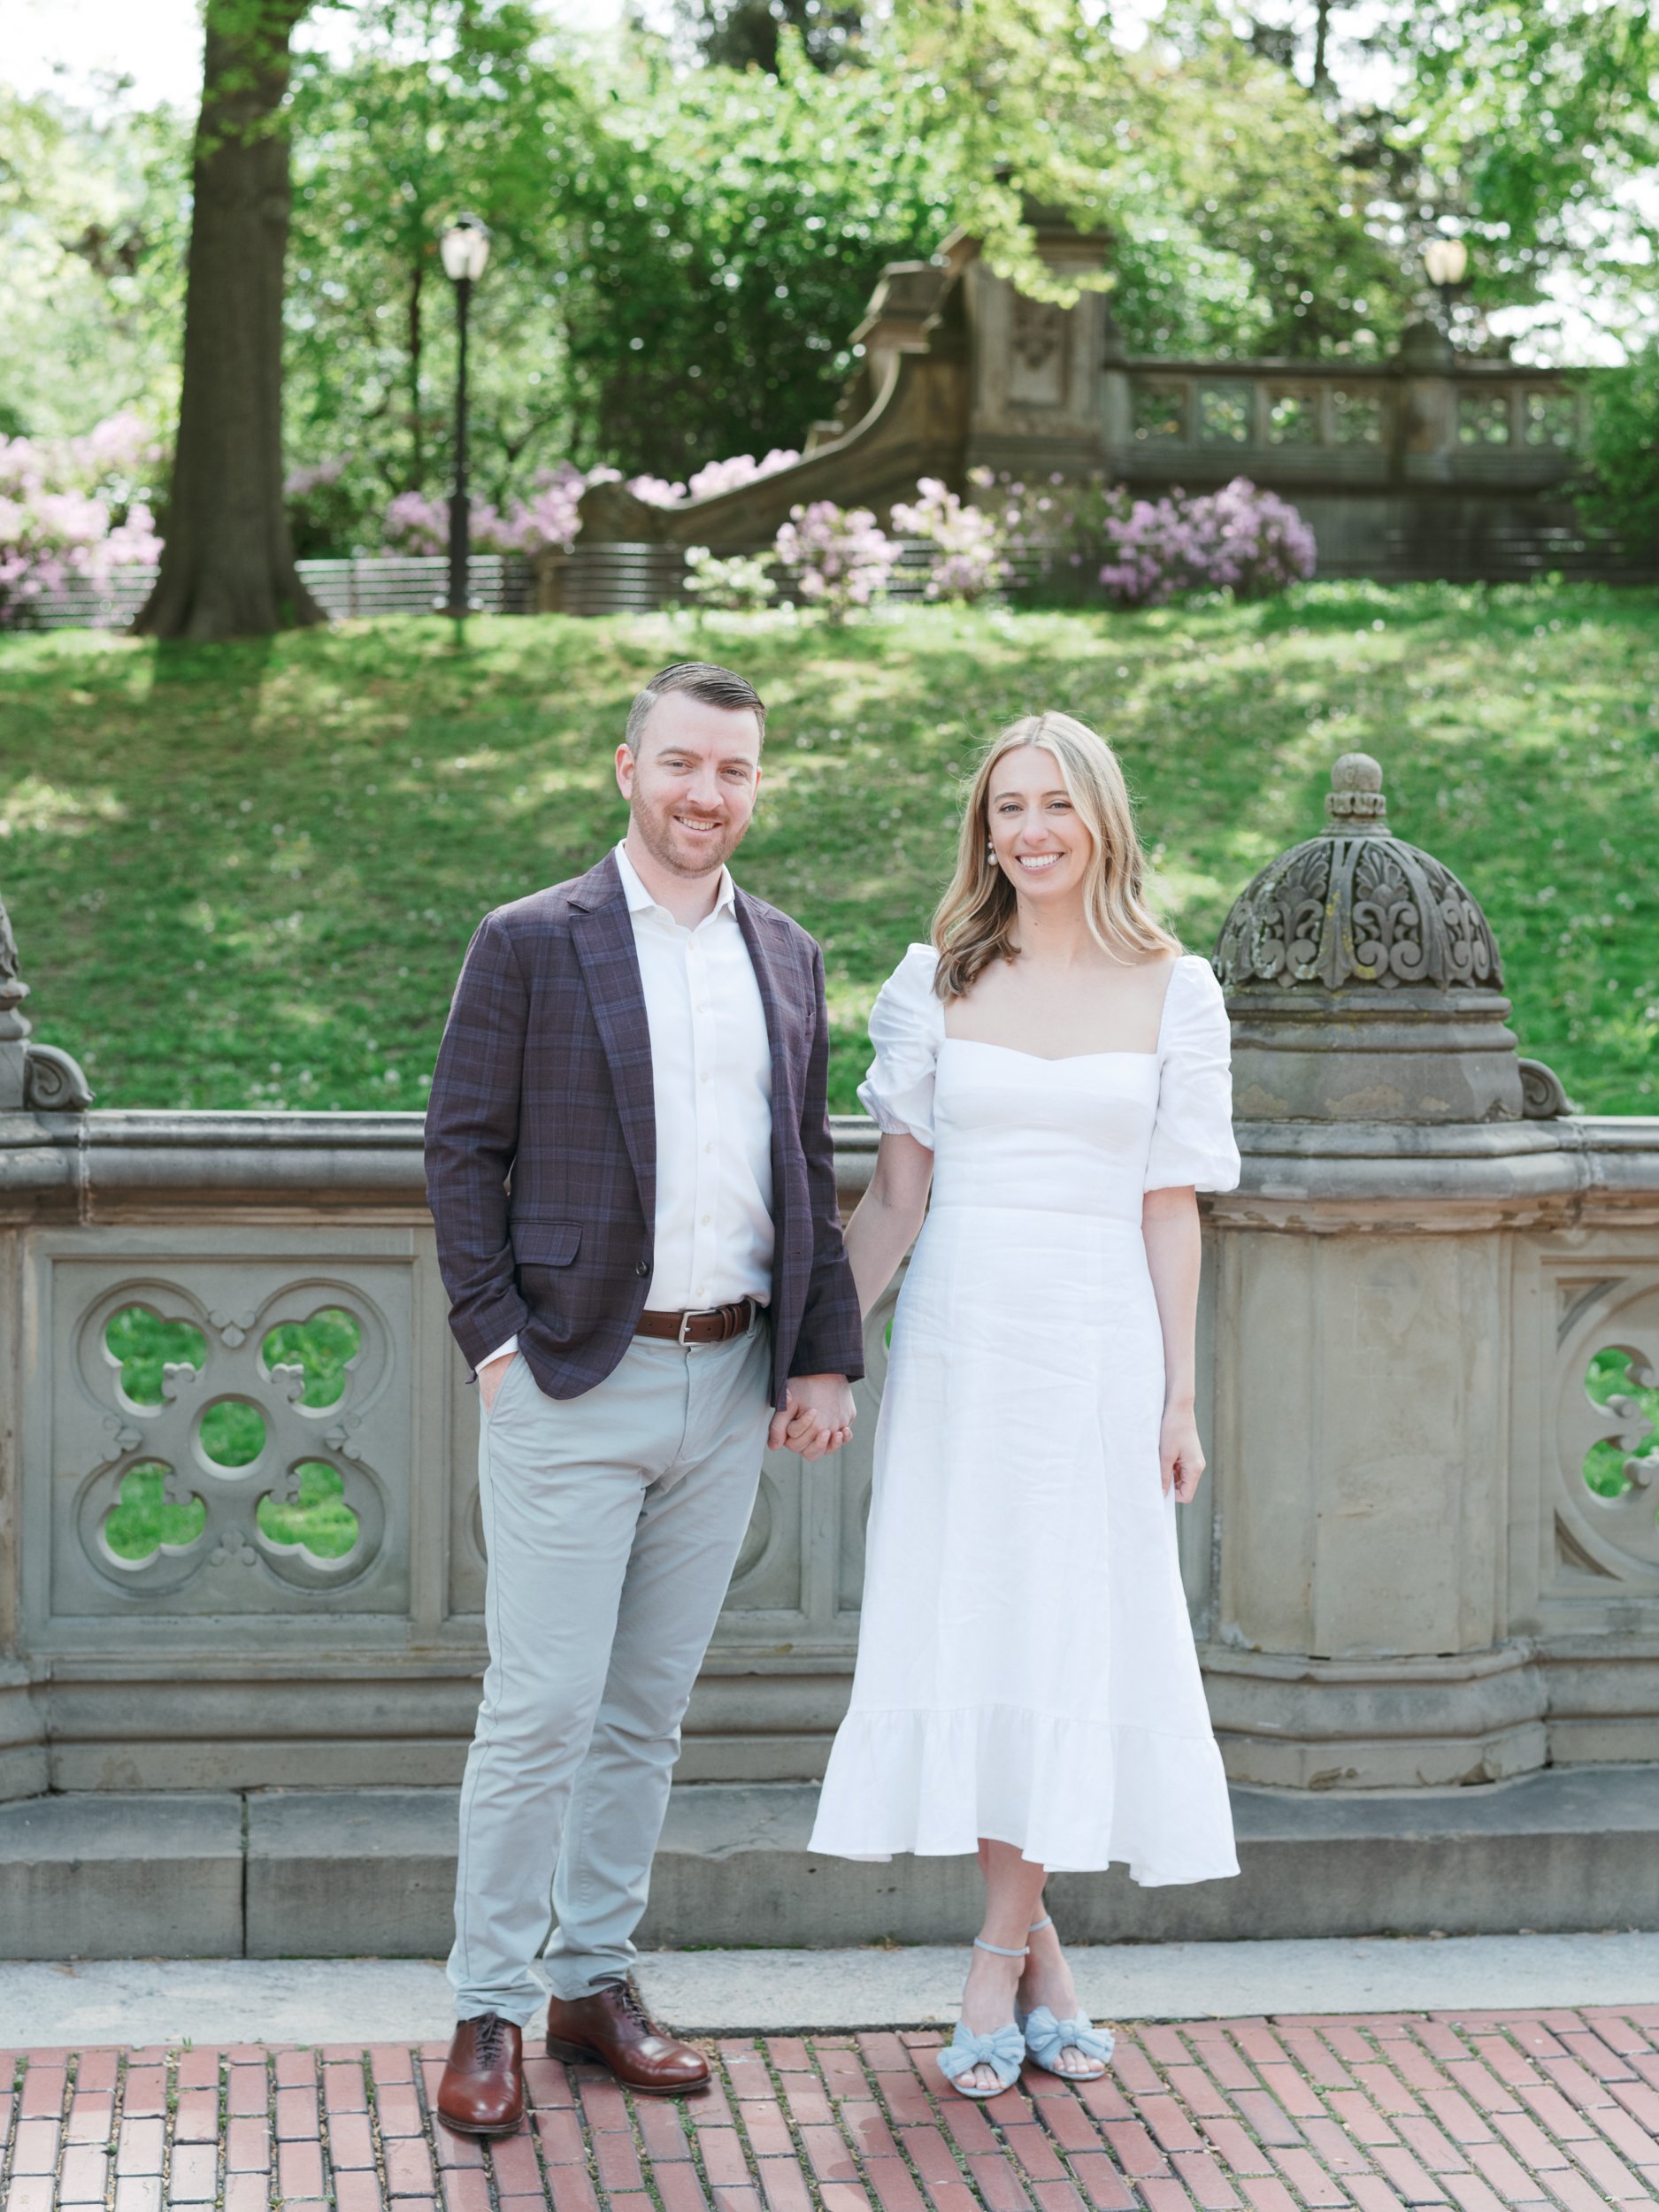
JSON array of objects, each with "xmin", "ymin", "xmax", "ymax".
[{"xmin": 624, "ymin": 662, "xmax": 766, "ymax": 752}]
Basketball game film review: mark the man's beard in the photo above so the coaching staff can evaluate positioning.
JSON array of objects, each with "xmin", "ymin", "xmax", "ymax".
[{"xmin": 632, "ymin": 796, "xmax": 749, "ymax": 879}]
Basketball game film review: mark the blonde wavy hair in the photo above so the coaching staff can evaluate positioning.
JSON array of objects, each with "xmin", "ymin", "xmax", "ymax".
[{"xmin": 932, "ymin": 712, "xmax": 1179, "ymax": 1001}]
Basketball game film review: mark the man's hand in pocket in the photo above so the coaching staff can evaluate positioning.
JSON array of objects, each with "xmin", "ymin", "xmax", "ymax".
[{"xmin": 479, "ymin": 1353, "xmax": 518, "ymax": 1414}]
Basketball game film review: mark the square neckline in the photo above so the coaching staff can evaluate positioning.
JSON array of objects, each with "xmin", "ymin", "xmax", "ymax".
[{"xmin": 938, "ymin": 953, "xmax": 1187, "ymax": 1065}]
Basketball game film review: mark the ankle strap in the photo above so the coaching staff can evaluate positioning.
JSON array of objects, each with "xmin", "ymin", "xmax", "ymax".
[
  {"xmin": 1028, "ymin": 1915, "xmax": 1053, "ymax": 1934},
  {"xmin": 973, "ymin": 1937, "xmax": 1029, "ymax": 1958}
]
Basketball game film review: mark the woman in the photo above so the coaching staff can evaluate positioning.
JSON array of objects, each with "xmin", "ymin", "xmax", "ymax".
[{"xmin": 810, "ymin": 712, "xmax": 1240, "ymax": 2097}]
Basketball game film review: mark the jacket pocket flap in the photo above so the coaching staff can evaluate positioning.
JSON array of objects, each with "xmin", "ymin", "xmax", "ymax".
[{"xmin": 512, "ymin": 1220, "xmax": 582, "ymax": 1267}]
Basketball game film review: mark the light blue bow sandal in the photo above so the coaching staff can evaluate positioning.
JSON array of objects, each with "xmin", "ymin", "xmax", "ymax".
[
  {"xmin": 938, "ymin": 1938, "xmax": 1029, "ymax": 2101},
  {"xmin": 1017, "ymin": 1916, "xmax": 1115, "ymax": 2080}
]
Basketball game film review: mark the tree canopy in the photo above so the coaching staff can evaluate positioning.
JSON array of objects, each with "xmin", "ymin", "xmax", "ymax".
[{"xmin": 4, "ymin": 0, "xmax": 1657, "ymax": 566}]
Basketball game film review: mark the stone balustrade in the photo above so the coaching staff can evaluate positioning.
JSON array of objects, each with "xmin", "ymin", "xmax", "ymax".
[{"xmin": 3, "ymin": 1097, "xmax": 1656, "ymax": 1808}]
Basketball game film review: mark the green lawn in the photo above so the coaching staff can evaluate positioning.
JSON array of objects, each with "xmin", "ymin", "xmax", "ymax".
[{"xmin": 1, "ymin": 581, "xmax": 1655, "ymax": 1118}]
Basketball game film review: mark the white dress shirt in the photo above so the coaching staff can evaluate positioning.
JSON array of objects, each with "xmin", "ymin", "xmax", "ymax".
[{"xmin": 481, "ymin": 841, "xmax": 775, "ymax": 1368}]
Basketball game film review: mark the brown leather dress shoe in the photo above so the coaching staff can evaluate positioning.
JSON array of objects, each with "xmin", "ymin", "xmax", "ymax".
[
  {"xmin": 545, "ymin": 1978, "xmax": 710, "ymax": 2097},
  {"xmin": 437, "ymin": 2013, "xmax": 525, "ymax": 2137}
]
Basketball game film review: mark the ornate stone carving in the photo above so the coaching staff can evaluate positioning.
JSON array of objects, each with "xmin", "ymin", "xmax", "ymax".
[
  {"xmin": 22, "ymin": 1044, "xmax": 94, "ymax": 1110},
  {"xmin": 0, "ymin": 895, "xmax": 25, "ymax": 1031},
  {"xmin": 0, "ymin": 886, "xmax": 93, "ymax": 1110},
  {"xmin": 1007, "ymin": 294, "xmax": 1068, "ymax": 408},
  {"xmin": 1011, "ymin": 294, "xmax": 1065, "ymax": 373},
  {"xmin": 1554, "ymin": 1277, "xmax": 1659, "ymax": 1584},
  {"xmin": 72, "ymin": 1282, "xmax": 388, "ymax": 1601},
  {"xmin": 1519, "ymin": 1058, "xmax": 1571, "ymax": 1118},
  {"xmin": 1215, "ymin": 754, "xmax": 1503, "ymax": 995}
]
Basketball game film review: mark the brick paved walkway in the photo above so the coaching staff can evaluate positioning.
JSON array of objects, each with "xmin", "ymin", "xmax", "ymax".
[{"xmin": 6, "ymin": 2008, "xmax": 1659, "ymax": 2212}]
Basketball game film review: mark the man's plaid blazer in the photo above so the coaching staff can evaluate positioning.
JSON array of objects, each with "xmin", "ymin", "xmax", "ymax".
[{"xmin": 425, "ymin": 848, "xmax": 864, "ymax": 1409}]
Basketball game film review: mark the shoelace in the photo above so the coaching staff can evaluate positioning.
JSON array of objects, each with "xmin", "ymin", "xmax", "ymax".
[
  {"xmin": 472, "ymin": 2013, "xmax": 510, "ymax": 2064},
  {"xmin": 611, "ymin": 1980, "xmax": 655, "ymax": 2032}
]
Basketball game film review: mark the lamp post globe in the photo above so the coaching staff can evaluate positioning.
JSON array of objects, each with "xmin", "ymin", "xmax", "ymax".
[
  {"xmin": 439, "ymin": 215, "xmax": 491, "ymax": 619},
  {"xmin": 1423, "ymin": 236, "xmax": 1469, "ymax": 334}
]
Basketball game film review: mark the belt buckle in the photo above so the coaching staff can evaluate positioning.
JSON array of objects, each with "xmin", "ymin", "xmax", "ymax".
[{"xmin": 677, "ymin": 1309, "xmax": 698, "ymax": 1347}]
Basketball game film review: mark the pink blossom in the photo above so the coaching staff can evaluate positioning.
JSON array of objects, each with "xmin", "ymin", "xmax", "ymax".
[
  {"xmin": 284, "ymin": 457, "xmax": 345, "ymax": 500},
  {"xmin": 380, "ymin": 462, "xmax": 627, "ymax": 558},
  {"xmin": 890, "ymin": 478, "xmax": 1010, "ymax": 603},
  {"xmin": 0, "ymin": 415, "xmax": 165, "ymax": 622},
  {"xmin": 627, "ymin": 474, "xmax": 688, "ymax": 507},
  {"xmin": 685, "ymin": 449, "xmax": 800, "ymax": 501},
  {"xmin": 772, "ymin": 501, "xmax": 895, "ymax": 618}
]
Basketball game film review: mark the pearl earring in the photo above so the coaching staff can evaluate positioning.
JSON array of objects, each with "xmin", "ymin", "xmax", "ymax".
[{"xmin": 985, "ymin": 841, "xmax": 996, "ymax": 864}]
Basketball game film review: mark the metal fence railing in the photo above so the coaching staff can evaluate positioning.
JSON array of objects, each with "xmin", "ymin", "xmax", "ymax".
[{"xmin": 7, "ymin": 554, "xmax": 534, "ymax": 633}]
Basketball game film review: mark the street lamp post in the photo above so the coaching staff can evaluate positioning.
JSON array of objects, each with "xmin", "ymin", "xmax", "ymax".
[
  {"xmin": 1423, "ymin": 236, "xmax": 1469, "ymax": 336},
  {"xmin": 439, "ymin": 215, "xmax": 492, "ymax": 621}
]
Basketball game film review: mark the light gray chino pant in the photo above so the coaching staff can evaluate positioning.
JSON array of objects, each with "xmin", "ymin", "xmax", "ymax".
[{"xmin": 449, "ymin": 1325, "xmax": 772, "ymax": 2024}]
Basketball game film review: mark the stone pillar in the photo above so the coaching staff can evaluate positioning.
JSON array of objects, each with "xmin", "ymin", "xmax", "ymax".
[
  {"xmin": 1200, "ymin": 756, "xmax": 1564, "ymax": 1788},
  {"xmin": 0, "ymin": 890, "xmax": 90, "ymax": 1797}
]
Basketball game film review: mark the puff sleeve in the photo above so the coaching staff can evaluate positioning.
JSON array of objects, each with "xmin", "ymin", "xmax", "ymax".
[
  {"xmin": 856, "ymin": 942, "xmax": 945, "ymax": 1149},
  {"xmin": 1143, "ymin": 957, "xmax": 1241, "ymax": 1194}
]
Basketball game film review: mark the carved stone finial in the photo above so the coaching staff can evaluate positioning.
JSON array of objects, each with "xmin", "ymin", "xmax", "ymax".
[
  {"xmin": 0, "ymin": 891, "xmax": 29, "ymax": 1041},
  {"xmin": 0, "ymin": 885, "xmax": 93, "ymax": 1113},
  {"xmin": 1324, "ymin": 751, "xmax": 1387, "ymax": 834},
  {"xmin": 1213, "ymin": 754, "xmax": 1525, "ymax": 1124}
]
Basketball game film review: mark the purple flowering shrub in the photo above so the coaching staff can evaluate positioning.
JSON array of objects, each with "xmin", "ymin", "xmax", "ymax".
[
  {"xmin": 0, "ymin": 412, "xmax": 163, "ymax": 624},
  {"xmin": 772, "ymin": 500, "xmax": 895, "ymax": 618},
  {"xmin": 1098, "ymin": 478, "xmax": 1317, "ymax": 605},
  {"xmin": 990, "ymin": 470, "xmax": 1315, "ymax": 604},
  {"xmin": 890, "ymin": 477, "xmax": 1010, "ymax": 603}
]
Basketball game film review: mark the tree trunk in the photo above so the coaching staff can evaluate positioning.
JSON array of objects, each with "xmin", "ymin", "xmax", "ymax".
[{"xmin": 137, "ymin": 0, "xmax": 322, "ymax": 639}]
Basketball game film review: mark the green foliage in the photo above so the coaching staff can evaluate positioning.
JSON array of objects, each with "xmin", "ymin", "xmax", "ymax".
[
  {"xmin": 102, "ymin": 1455, "xmax": 358, "ymax": 1561},
  {"xmin": 0, "ymin": 86, "xmax": 186, "ymax": 445},
  {"xmin": 286, "ymin": 0, "xmax": 579, "ymax": 527},
  {"xmin": 104, "ymin": 1463, "xmax": 207, "ymax": 1560},
  {"xmin": 1583, "ymin": 1347, "xmax": 1659, "ymax": 1501},
  {"xmin": 264, "ymin": 1307, "xmax": 361, "ymax": 1404},
  {"xmin": 1115, "ymin": 29, "xmax": 1410, "ymax": 358},
  {"xmin": 257, "ymin": 1461, "xmax": 358, "ymax": 1557},
  {"xmin": 1, "ymin": 588, "xmax": 1655, "ymax": 1120},
  {"xmin": 106, "ymin": 1307, "xmax": 209, "ymax": 1404},
  {"xmin": 1582, "ymin": 348, "xmax": 1659, "ymax": 555},
  {"xmin": 273, "ymin": 0, "xmax": 1439, "ymax": 510},
  {"xmin": 552, "ymin": 40, "xmax": 953, "ymax": 477},
  {"xmin": 1375, "ymin": 0, "xmax": 1659, "ymax": 326}
]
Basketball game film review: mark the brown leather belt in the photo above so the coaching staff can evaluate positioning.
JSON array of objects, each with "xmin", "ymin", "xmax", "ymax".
[{"xmin": 636, "ymin": 1296, "xmax": 759, "ymax": 1347}]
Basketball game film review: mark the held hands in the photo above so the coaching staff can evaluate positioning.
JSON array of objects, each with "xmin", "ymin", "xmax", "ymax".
[
  {"xmin": 769, "ymin": 1373, "xmax": 856, "ymax": 1461},
  {"xmin": 1159, "ymin": 1398, "xmax": 1205, "ymax": 1503}
]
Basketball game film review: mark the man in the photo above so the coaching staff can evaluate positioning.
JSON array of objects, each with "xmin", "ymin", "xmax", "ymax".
[{"xmin": 425, "ymin": 661, "xmax": 861, "ymax": 2133}]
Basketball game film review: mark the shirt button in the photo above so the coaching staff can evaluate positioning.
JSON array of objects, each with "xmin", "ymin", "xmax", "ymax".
[
  {"xmin": 701, "ymin": 1214, "xmax": 710, "ymax": 1225},
  {"xmin": 700, "ymin": 1071, "xmax": 710, "ymax": 1083}
]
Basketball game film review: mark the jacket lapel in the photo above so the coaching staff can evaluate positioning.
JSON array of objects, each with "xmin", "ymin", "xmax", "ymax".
[
  {"xmin": 570, "ymin": 852, "xmax": 657, "ymax": 1228},
  {"xmin": 736, "ymin": 891, "xmax": 803, "ymax": 1127}
]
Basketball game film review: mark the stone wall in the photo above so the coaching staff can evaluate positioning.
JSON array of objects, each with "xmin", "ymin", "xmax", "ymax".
[{"xmin": 3, "ymin": 1100, "xmax": 1656, "ymax": 1807}]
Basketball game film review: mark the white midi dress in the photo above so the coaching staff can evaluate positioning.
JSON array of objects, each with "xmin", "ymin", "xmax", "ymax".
[{"xmin": 809, "ymin": 947, "xmax": 1241, "ymax": 1881}]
